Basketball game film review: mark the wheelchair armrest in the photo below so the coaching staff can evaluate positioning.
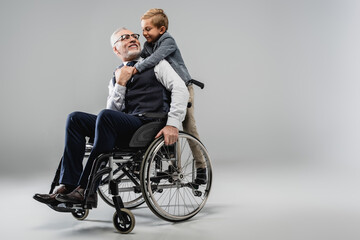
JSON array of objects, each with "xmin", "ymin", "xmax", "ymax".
[
  {"xmin": 129, "ymin": 121, "xmax": 165, "ymax": 148},
  {"xmin": 138, "ymin": 112, "xmax": 167, "ymax": 119}
]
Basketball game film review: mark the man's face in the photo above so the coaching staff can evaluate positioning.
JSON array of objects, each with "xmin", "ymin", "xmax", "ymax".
[{"xmin": 113, "ymin": 29, "xmax": 141, "ymax": 61}]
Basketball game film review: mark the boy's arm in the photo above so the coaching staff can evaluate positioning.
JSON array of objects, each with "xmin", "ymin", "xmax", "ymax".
[
  {"xmin": 140, "ymin": 42, "xmax": 153, "ymax": 58},
  {"xmin": 135, "ymin": 37, "xmax": 177, "ymax": 73}
]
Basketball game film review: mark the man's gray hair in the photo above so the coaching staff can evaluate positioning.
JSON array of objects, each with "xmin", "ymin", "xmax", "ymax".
[{"xmin": 110, "ymin": 27, "xmax": 127, "ymax": 46}]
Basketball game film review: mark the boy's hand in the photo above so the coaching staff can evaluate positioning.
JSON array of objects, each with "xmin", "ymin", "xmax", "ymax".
[
  {"xmin": 115, "ymin": 66, "xmax": 134, "ymax": 86},
  {"xmin": 133, "ymin": 68, "xmax": 138, "ymax": 75}
]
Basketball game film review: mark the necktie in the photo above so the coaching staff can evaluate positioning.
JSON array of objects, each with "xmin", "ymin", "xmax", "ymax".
[
  {"xmin": 112, "ymin": 61, "xmax": 137, "ymax": 85},
  {"xmin": 126, "ymin": 61, "xmax": 137, "ymax": 67}
]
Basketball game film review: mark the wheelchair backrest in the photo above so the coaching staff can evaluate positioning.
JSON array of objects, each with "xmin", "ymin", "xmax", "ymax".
[{"xmin": 129, "ymin": 121, "xmax": 165, "ymax": 148}]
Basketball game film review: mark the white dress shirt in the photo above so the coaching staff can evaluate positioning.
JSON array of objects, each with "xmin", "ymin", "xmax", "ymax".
[{"xmin": 106, "ymin": 59, "xmax": 189, "ymax": 129}]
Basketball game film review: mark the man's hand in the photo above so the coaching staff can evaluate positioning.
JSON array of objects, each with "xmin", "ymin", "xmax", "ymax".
[
  {"xmin": 115, "ymin": 66, "xmax": 134, "ymax": 86},
  {"xmin": 155, "ymin": 125, "xmax": 179, "ymax": 145}
]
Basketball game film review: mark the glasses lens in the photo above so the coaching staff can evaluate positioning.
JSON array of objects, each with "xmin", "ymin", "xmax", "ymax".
[
  {"xmin": 120, "ymin": 34, "xmax": 130, "ymax": 41},
  {"xmin": 132, "ymin": 34, "xmax": 140, "ymax": 39},
  {"xmin": 115, "ymin": 34, "xmax": 140, "ymax": 45}
]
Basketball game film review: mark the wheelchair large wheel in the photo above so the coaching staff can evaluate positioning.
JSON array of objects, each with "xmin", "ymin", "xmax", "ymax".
[
  {"xmin": 98, "ymin": 162, "xmax": 144, "ymax": 209},
  {"xmin": 140, "ymin": 132, "xmax": 212, "ymax": 222}
]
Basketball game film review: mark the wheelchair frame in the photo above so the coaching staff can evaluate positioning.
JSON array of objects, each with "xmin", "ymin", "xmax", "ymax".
[{"xmin": 46, "ymin": 120, "xmax": 212, "ymax": 234}]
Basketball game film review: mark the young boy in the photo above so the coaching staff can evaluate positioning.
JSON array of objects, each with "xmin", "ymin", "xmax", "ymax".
[
  {"xmin": 134, "ymin": 8, "xmax": 191, "ymax": 83},
  {"xmin": 134, "ymin": 8, "xmax": 206, "ymax": 183}
]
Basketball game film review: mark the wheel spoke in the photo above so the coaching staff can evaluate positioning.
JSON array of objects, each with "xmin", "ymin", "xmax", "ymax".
[
  {"xmin": 141, "ymin": 133, "xmax": 212, "ymax": 221},
  {"xmin": 98, "ymin": 161, "xmax": 144, "ymax": 209}
]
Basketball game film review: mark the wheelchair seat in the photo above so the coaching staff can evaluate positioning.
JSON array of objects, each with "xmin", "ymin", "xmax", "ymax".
[
  {"xmin": 85, "ymin": 120, "xmax": 165, "ymax": 155},
  {"xmin": 129, "ymin": 121, "xmax": 165, "ymax": 148}
]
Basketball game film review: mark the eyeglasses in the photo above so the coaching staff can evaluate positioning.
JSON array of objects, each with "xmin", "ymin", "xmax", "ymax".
[{"xmin": 113, "ymin": 34, "xmax": 140, "ymax": 45}]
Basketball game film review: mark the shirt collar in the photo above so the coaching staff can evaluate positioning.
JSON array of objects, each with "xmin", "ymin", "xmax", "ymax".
[{"xmin": 123, "ymin": 57, "xmax": 141, "ymax": 66}]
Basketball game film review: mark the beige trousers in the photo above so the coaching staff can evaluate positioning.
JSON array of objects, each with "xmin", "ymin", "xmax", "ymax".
[{"xmin": 182, "ymin": 85, "xmax": 206, "ymax": 169}]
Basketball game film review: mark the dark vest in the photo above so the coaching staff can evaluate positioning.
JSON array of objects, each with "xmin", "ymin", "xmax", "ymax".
[{"xmin": 113, "ymin": 66, "xmax": 171, "ymax": 115}]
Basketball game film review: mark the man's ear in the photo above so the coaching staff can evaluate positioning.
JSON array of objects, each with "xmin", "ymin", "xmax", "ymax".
[
  {"xmin": 159, "ymin": 26, "xmax": 166, "ymax": 34},
  {"xmin": 113, "ymin": 46, "xmax": 120, "ymax": 56}
]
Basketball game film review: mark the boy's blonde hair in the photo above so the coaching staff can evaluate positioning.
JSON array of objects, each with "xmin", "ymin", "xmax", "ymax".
[{"xmin": 141, "ymin": 8, "xmax": 169, "ymax": 30}]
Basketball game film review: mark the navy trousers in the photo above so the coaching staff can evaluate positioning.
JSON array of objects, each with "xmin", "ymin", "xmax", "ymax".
[{"xmin": 59, "ymin": 109, "xmax": 144, "ymax": 188}]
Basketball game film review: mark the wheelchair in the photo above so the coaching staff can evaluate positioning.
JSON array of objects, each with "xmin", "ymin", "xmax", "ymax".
[{"xmin": 46, "ymin": 110, "xmax": 212, "ymax": 233}]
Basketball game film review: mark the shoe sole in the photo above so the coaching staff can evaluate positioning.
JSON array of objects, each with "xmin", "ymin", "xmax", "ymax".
[{"xmin": 33, "ymin": 195, "xmax": 58, "ymax": 204}]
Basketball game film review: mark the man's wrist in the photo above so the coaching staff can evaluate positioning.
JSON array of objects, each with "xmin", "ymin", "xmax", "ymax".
[
  {"xmin": 114, "ymin": 83, "xmax": 126, "ymax": 92},
  {"xmin": 166, "ymin": 118, "xmax": 180, "ymax": 130},
  {"xmin": 116, "ymin": 79, "xmax": 127, "ymax": 86}
]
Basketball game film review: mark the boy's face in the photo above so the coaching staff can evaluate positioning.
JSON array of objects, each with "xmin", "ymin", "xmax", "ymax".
[{"xmin": 141, "ymin": 18, "xmax": 166, "ymax": 43}]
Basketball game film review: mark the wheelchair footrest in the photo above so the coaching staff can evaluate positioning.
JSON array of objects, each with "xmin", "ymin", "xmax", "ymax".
[
  {"xmin": 150, "ymin": 171, "xmax": 172, "ymax": 183},
  {"xmin": 186, "ymin": 182, "xmax": 199, "ymax": 189},
  {"xmin": 133, "ymin": 185, "xmax": 141, "ymax": 193},
  {"xmin": 47, "ymin": 203, "xmax": 77, "ymax": 213}
]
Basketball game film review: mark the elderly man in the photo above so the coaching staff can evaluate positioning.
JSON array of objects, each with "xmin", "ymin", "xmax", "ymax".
[{"xmin": 33, "ymin": 27, "xmax": 189, "ymax": 204}]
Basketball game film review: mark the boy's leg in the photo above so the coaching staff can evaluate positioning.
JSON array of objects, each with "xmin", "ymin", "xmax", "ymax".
[{"xmin": 182, "ymin": 85, "xmax": 206, "ymax": 169}]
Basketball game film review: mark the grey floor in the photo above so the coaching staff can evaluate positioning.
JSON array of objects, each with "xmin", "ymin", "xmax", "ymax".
[{"xmin": 1, "ymin": 161, "xmax": 360, "ymax": 240}]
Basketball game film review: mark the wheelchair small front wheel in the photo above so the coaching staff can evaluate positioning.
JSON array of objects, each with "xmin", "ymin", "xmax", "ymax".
[
  {"xmin": 113, "ymin": 209, "xmax": 135, "ymax": 234},
  {"xmin": 98, "ymin": 162, "xmax": 145, "ymax": 209},
  {"xmin": 71, "ymin": 209, "xmax": 89, "ymax": 220}
]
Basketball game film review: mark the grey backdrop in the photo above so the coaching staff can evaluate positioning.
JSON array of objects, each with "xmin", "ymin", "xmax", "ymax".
[{"xmin": 1, "ymin": 0, "xmax": 359, "ymax": 176}]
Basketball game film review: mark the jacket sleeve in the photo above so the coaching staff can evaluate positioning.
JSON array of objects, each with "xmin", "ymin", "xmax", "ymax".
[
  {"xmin": 135, "ymin": 37, "xmax": 177, "ymax": 73},
  {"xmin": 140, "ymin": 42, "xmax": 153, "ymax": 58}
]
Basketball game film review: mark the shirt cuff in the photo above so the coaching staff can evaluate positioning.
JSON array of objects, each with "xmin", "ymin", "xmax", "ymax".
[
  {"xmin": 166, "ymin": 117, "xmax": 180, "ymax": 130},
  {"xmin": 114, "ymin": 83, "xmax": 126, "ymax": 94}
]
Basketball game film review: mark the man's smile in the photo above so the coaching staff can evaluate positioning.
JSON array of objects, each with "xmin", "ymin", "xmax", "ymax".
[{"xmin": 128, "ymin": 43, "xmax": 138, "ymax": 49}]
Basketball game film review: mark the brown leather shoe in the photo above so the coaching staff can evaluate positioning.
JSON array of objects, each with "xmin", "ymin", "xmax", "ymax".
[
  {"xmin": 33, "ymin": 185, "xmax": 70, "ymax": 204},
  {"xmin": 55, "ymin": 186, "xmax": 84, "ymax": 204}
]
